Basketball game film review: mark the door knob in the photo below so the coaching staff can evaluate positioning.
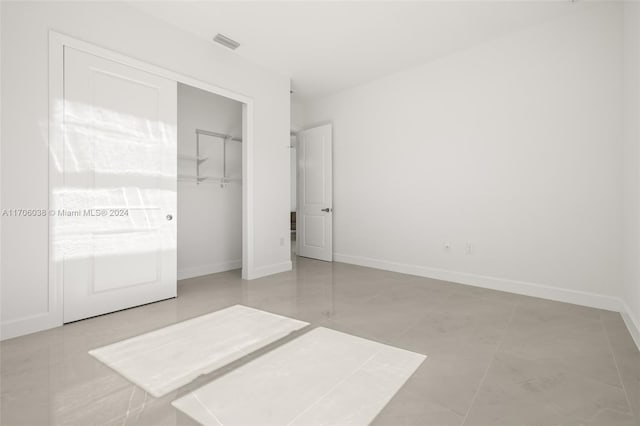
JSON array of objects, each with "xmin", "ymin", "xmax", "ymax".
[
  {"xmin": 321, "ymin": 208, "xmax": 331, "ymax": 212},
  {"xmin": 166, "ymin": 214, "xmax": 173, "ymax": 221}
]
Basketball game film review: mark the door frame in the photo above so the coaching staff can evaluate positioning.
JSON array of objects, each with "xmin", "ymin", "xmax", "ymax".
[{"xmin": 48, "ymin": 30, "xmax": 255, "ymax": 328}]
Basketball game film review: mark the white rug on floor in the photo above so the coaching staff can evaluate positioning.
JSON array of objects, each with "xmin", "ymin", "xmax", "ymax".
[
  {"xmin": 172, "ymin": 327, "xmax": 426, "ymax": 426},
  {"xmin": 89, "ymin": 305, "xmax": 308, "ymax": 397}
]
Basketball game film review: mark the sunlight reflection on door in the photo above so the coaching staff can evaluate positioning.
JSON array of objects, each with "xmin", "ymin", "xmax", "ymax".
[{"xmin": 57, "ymin": 46, "xmax": 178, "ymax": 322}]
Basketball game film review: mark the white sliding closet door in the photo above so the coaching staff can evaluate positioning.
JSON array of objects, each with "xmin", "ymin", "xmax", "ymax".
[
  {"xmin": 61, "ymin": 47, "xmax": 177, "ymax": 323},
  {"xmin": 297, "ymin": 124, "xmax": 333, "ymax": 261}
]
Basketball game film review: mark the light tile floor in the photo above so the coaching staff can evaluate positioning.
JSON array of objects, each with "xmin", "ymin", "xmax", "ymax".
[{"xmin": 1, "ymin": 256, "xmax": 638, "ymax": 425}]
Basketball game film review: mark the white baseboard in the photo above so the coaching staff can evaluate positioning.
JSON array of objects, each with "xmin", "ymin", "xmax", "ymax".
[
  {"xmin": 621, "ymin": 303, "xmax": 640, "ymax": 351},
  {"xmin": 246, "ymin": 261, "xmax": 293, "ymax": 280},
  {"xmin": 1, "ymin": 312, "xmax": 59, "ymax": 341},
  {"xmin": 178, "ymin": 260, "xmax": 242, "ymax": 281},
  {"xmin": 2, "ymin": 259, "xmax": 291, "ymax": 341},
  {"xmin": 333, "ymin": 253, "xmax": 622, "ymax": 312}
]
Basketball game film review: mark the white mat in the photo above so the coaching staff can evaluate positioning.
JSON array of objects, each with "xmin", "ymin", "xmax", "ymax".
[
  {"xmin": 89, "ymin": 305, "xmax": 308, "ymax": 397},
  {"xmin": 172, "ymin": 327, "xmax": 426, "ymax": 425}
]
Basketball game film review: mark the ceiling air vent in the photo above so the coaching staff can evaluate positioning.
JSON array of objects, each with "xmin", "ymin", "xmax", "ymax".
[{"xmin": 213, "ymin": 33, "xmax": 240, "ymax": 50}]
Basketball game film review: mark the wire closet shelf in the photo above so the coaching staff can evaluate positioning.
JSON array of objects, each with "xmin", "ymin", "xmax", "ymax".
[{"xmin": 178, "ymin": 128, "xmax": 242, "ymax": 187}]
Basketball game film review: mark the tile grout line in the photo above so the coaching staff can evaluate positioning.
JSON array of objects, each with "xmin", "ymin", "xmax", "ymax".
[
  {"xmin": 460, "ymin": 301, "xmax": 519, "ymax": 426},
  {"xmin": 599, "ymin": 313, "xmax": 635, "ymax": 418},
  {"xmin": 120, "ymin": 386, "xmax": 136, "ymax": 426},
  {"xmin": 134, "ymin": 391, "xmax": 148, "ymax": 423}
]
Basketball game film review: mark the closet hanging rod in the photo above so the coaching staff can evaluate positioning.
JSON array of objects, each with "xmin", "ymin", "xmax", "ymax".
[{"xmin": 195, "ymin": 128, "xmax": 242, "ymax": 142}]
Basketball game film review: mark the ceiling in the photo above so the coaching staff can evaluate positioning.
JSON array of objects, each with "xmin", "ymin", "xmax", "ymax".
[{"xmin": 130, "ymin": 1, "xmax": 579, "ymax": 101}]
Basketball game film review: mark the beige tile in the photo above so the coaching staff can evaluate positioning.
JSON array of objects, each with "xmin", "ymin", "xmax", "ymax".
[
  {"xmin": 448, "ymin": 283, "xmax": 530, "ymax": 305},
  {"xmin": 464, "ymin": 352, "xmax": 633, "ymax": 426},
  {"xmin": 392, "ymin": 292, "xmax": 514, "ymax": 358},
  {"xmin": 372, "ymin": 386, "xmax": 464, "ymax": 426},
  {"xmin": 395, "ymin": 354, "xmax": 494, "ymax": 417},
  {"xmin": 601, "ymin": 313, "xmax": 640, "ymax": 422},
  {"xmin": 517, "ymin": 297, "xmax": 606, "ymax": 321},
  {"xmin": 561, "ymin": 409, "xmax": 638, "ymax": 426},
  {"xmin": 500, "ymin": 302, "xmax": 623, "ymax": 388},
  {"xmin": 1, "ymin": 257, "xmax": 638, "ymax": 426}
]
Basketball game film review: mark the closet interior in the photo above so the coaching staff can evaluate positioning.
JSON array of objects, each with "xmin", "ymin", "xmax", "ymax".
[{"xmin": 177, "ymin": 83, "xmax": 243, "ymax": 280}]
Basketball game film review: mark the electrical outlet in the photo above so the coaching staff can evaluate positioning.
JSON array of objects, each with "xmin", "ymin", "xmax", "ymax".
[
  {"xmin": 466, "ymin": 243, "xmax": 474, "ymax": 254},
  {"xmin": 280, "ymin": 237, "xmax": 285, "ymax": 247}
]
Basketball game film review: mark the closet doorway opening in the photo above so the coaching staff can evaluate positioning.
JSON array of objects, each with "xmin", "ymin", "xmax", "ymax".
[{"xmin": 177, "ymin": 83, "xmax": 244, "ymax": 281}]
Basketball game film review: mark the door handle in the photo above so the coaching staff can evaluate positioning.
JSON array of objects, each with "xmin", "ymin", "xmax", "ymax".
[
  {"xmin": 321, "ymin": 208, "xmax": 332, "ymax": 212},
  {"xmin": 166, "ymin": 214, "xmax": 173, "ymax": 221}
]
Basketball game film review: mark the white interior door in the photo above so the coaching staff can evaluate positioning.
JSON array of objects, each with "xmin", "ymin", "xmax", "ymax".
[
  {"xmin": 297, "ymin": 124, "xmax": 333, "ymax": 261},
  {"xmin": 61, "ymin": 47, "xmax": 177, "ymax": 323}
]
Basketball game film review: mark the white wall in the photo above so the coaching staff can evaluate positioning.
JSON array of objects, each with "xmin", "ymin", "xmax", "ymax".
[
  {"xmin": 291, "ymin": 99, "xmax": 306, "ymax": 133},
  {"xmin": 302, "ymin": 2, "xmax": 624, "ymax": 310},
  {"xmin": 0, "ymin": 1, "xmax": 291, "ymax": 339},
  {"xmin": 177, "ymin": 84, "xmax": 242, "ymax": 280},
  {"xmin": 0, "ymin": 1, "xmax": 3, "ymax": 329},
  {"xmin": 623, "ymin": 1, "xmax": 640, "ymax": 347},
  {"xmin": 290, "ymin": 100, "xmax": 307, "ymax": 213},
  {"xmin": 290, "ymin": 136, "xmax": 297, "ymax": 212},
  {"xmin": 290, "ymin": 100, "xmax": 308, "ymax": 212}
]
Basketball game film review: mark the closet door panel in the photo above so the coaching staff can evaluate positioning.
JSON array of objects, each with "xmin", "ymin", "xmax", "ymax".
[{"xmin": 61, "ymin": 46, "xmax": 177, "ymax": 323}]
